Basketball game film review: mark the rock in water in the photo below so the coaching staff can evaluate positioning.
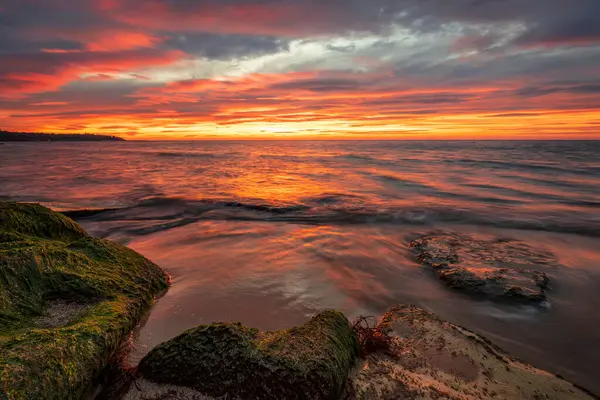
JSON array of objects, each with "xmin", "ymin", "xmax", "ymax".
[
  {"xmin": 350, "ymin": 305, "xmax": 596, "ymax": 400},
  {"xmin": 409, "ymin": 232, "xmax": 555, "ymax": 303},
  {"xmin": 437, "ymin": 267, "xmax": 549, "ymax": 302},
  {"xmin": 0, "ymin": 202, "xmax": 170, "ymax": 400},
  {"xmin": 137, "ymin": 310, "xmax": 360, "ymax": 400}
]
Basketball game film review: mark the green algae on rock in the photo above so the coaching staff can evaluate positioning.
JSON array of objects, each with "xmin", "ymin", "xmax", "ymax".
[
  {"xmin": 0, "ymin": 202, "xmax": 170, "ymax": 400},
  {"xmin": 137, "ymin": 310, "xmax": 360, "ymax": 400},
  {"xmin": 349, "ymin": 305, "xmax": 596, "ymax": 400},
  {"xmin": 0, "ymin": 201, "xmax": 87, "ymax": 242}
]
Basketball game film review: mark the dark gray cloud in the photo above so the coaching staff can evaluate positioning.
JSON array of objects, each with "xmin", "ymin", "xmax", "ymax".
[
  {"xmin": 162, "ymin": 33, "xmax": 289, "ymax": 60},
  {"xmin": 3, "ymin": 0, "xmax": 600, "ymax": 61},
  {"xmin": 389, "ymin": 0, "xmax": 600, "ymax": 47},
  {"xmin": 514, "ymin": 1, "xmax": 600, "ymax": 46},
  {"xmin": 363, "ymin": 94, "xmax": 473, "ymax": 106},
  {"xmin": 269, "ymin": 78, "xmax": 362, "ymax": 92},
  {"xmin": 115, "ymin": 0, "xmax": 600, "ymax": 47},
  {"xmin": 0, "ymin": 0, "xmax": 113, "ymax": 53},
  {"xmin": 0, "ymin": 37, "xmax": 84, "ymax": 54},
  {"xmin": 516, "ymin": 84, "xmax": 600, "ymax": 97},
  {"xmin": 389, "ymin": 44, "xmax": 600, "ymax": 91}
]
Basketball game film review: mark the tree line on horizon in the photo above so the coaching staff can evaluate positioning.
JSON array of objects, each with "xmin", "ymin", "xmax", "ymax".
[{"xmin": 0, "ymin": 130, "xmax": 125, "ymax": 141}]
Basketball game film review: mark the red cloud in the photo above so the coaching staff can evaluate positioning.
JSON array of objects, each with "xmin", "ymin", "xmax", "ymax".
[
  {"xmin": 0, "ymin": 49, "xmax": 184, "ymax": 96},
  {"xmin": 85, "ymin": 31, "xmax": 163, "ymax": 51}
]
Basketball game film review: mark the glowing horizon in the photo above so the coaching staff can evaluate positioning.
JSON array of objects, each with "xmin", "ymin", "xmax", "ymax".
[{"xmin": 1, "ymin": 1, "xmax": 599, "ymax": 140}]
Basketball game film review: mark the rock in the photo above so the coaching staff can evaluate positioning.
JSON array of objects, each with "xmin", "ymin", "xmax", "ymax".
[
  {"xmin": 121, "ymin": 379, "xmax": 218, "ymax": 400},
  {"xmin": 0, "ymin": 202, "xmax": 170, "ymax": 400},
  {"xmin": 0, "ymin": 201, "xmax": 87, "ymax": 242},
  {"xmin": 438, "ymin": 267, "xmax": 549, "ymax": 303},
  {"xmin": 409, "ymin": 232, "xmax": 555, "ymax": 303},
  {"xmin": 349, "ymin": 305, "xmax": 596, "ymax": 400},
  {"xmin": 137, "ymin": 310, "xmax": 360, "ymax": 400},
  {"xmin": 409, "ymin": 234, "xmax": 460, "ymax": 268}
]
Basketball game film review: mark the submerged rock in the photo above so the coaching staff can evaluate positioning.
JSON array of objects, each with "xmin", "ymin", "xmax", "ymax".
[
  {"xmin": 350, "ymin": 305, "xmax": 595, "ymax": 400},
  {"xmin": 409, "ymin": 232, "xmax": 555, "ymax": 303},
  {"xmin": 0, "ymin": 202, "xmax": 170, "ymax": 400},
  {"xmin": 136, "ymin": 310, "xmax": 360, "ymax": 400}
]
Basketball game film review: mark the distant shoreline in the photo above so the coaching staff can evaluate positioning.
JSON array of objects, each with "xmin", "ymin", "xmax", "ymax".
[{"xmin": 0, "ymin": 130, "xmax": 125, "ymax": 142}]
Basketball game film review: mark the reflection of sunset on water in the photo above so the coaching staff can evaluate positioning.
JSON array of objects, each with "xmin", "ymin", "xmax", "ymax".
[
  {"xmin": 2, "ymin": 137, "xmax": 600, "ymax": 395},
  {"xmin": 229, "ymin": 171, "xmax": 332, "ymax": 204},
  {"xmin": 3, "ymin": 140, "xmax": 596, "ymax": 390}
]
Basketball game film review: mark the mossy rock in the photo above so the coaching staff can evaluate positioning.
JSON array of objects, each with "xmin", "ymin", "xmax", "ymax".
[
  {"xmin": 137, "ymin": 310, "xmax": 360, "ymax": 399},
  {"xmin": 0, "ymin": 202, "xmax": 87, "ymax": 242},
  {"xmin": 0, "ymin": 202, "xmax": 170, "ymax": 400}
]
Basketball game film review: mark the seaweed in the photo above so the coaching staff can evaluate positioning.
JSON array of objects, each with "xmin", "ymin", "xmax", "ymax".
[
  {"xmin": 0, "ymin": 202, "xmax": 170, "ymax": 400},
  {"xmin": 351, "ymin": 316, "xmax": 397, "ymax": 359}
]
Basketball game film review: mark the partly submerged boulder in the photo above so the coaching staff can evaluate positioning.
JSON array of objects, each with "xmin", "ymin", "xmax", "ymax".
[
  {"xmin": 350, "ymin": 305, "xmax": 595, "ymax": 400},
  {"xmin": 0, "ymin": 202, "xmax": 170, "ymax": 400},
  {"xmin": 409, "ymin": 232, "xmax": 555, "ymax": 303},
  {"xmin": 437, "ymin": 267, "xmax": 549, "ymax": 303},
  {"xmin": 137, "ymin": 310, "xmax": 360, "ymax": 400}
]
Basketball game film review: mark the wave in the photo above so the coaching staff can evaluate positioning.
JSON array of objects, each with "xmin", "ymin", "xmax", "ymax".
[
  {"xmin": 465, "ymin": 183, "xmax": 600, "ymax": 208},
  {"xmin": 155, "ymin": 151, "xmax": 216, "ymax": 159},
  {"xmin": 61, "ymin": 196, "xmax": 600, "ymax": 238},
  {"xmin": 333, "ymin": 153, "xmax": 389, "ymax": 164},
  {"xmin": 450, "ymin": 158, "xmax": 598, "ymax": 177},
  {"xmin": 62, "ymin": 197, "xmax": 307, "ymax": 219}
]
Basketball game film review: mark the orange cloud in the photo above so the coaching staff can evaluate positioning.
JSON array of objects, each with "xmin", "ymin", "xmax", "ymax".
[{"xmin": 3, "ymin": 69, "xmax": 600, "ymax": 140}]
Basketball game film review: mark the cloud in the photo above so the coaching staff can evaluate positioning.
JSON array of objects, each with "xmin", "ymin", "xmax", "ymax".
[
  {"xmin": 162, "ymin": 33, "xmax": 290, "ymax": 60},
  {"xmin": 514, "ymin": 2, "xmax": 600, "ymax": 47},
  {"xmin": 485, "ymin": 113, "xmax": 542, "ymax": 118},
  {"xmin": 98, "ymin": 0, "xmax": 404, "ymax": 37},
  {"xmin": 516, "ymin": 84, "xmax": 600, "ymax": 97},
  {"xmin": 0, "ymin": 48, "xmax": 183, "ymax": 95},
  {"xmin": 268, "ymin": 78, "xmax": 362, "ymax": 92},
  {"xmin": 0, "ymin": 0, "xmax": 599, "ymax": 138},
  {"xmin": 100, "ymin": 0, "xmax": 600, "ymax": 50}
]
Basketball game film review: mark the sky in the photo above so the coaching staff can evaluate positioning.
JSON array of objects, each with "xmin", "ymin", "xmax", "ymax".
[{"xmin": 1, "ymin": 0, "xmax": 600, "ymax": 140}]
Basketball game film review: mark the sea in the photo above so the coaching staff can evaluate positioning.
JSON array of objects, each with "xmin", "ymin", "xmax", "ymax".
[{"xmin": 1, "ymin": 140, "xmax": 599, "ymax": 393}]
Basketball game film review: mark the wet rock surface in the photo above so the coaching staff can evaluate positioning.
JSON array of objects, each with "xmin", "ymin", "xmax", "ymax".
[
  {"xmin": 349, "ymin": 305, "xmax": 596, "ymax": 400},
  {"xmin": 409, "ymin": 232, "xmax": 556, "ymax": 303},
  {"xmin": 121, "ymin": 379, "xmax": 216, "ymax": 400},
  {"xmin": 437, "ymin": 267, "xmax": 549, "ymax": 302},
  {"xmin": 136, "ymin": 310, "xmax": 359, "ymax": 400},
  {"xmin": 33, "ymin": 299, "xmax": 95, "ymax": 329}
]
